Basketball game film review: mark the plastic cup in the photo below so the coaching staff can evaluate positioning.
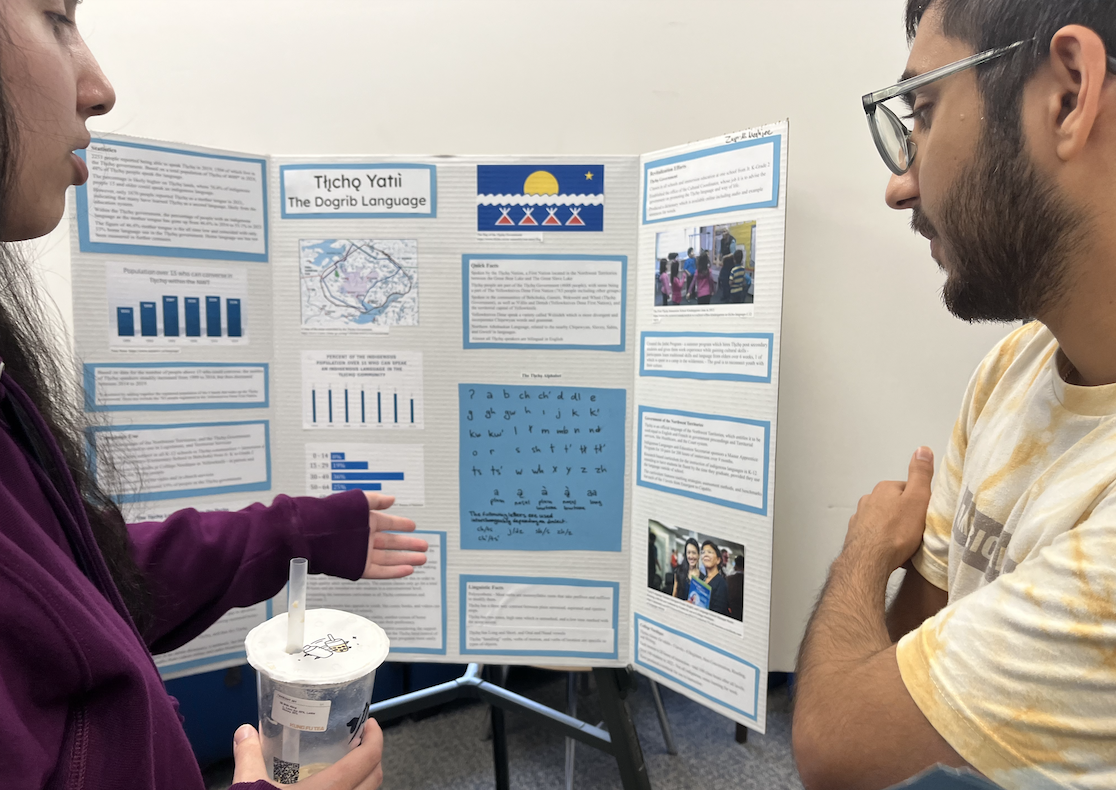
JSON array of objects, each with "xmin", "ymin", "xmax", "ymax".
[{"xmin": 246, "ymin": 608, "xmax": 390, "ymax": 783}]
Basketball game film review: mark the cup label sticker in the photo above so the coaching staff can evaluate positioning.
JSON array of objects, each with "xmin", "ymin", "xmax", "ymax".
[{"xmin": 272, "ymin": 692, "xmax": 331, "ymax": 732}]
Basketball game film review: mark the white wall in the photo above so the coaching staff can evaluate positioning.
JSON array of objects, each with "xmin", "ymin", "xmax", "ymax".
[{"xmin": 43, "ymin": 0, "xmax": 1011, "ymax": 670}]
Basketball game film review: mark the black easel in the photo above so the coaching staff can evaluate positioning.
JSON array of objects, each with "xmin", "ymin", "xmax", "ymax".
[{"xmin": 367, "ymin": 664, "xmax": 652, "ymax": 790}]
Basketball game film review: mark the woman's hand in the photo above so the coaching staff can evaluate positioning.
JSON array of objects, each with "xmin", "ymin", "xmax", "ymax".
[
  {"xmin": 231, "ymin": 721, "xmax": 384, "ymax": 789},
  {"xmin": 362, "ymin": 492, "xmax": 427, "ymax": 580}
]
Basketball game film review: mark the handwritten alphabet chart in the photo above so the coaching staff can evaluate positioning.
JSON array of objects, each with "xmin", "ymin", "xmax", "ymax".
[{"xmin": 458, "ymin": 384, "xmax": 626, "ymax": 551}]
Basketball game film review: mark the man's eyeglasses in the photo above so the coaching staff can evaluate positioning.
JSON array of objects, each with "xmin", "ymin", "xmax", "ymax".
[{"xmin": 862, "ymin": 40, "xmax": 1116, "ymax": 176}]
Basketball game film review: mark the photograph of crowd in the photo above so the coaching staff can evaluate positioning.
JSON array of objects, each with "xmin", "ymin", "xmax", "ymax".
[
  {"xmin": 647, "ymin": 520, "xmax": 746, "ymax": 622},
  {"xmin": 652, "ymin": 220, "xmax": 757, "ymax": 307}
]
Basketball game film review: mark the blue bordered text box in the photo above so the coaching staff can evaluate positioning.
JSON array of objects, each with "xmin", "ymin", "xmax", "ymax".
[
  {"xmin": 639, "ymin": 332, "xmax": 773, "ymax": 383},
  {"xmin": 459, "ymin": 575, "xmax": 619, "ymax": 659},
  {"xmin": 391, "ymin": 530, "xmax": 449, "ymax": 656},
  {"xmin": 76, "ymin": 139, "xmax": 268, "ymax": 262},
  {"xmin": 279, "ymin": 163, "xmax": 437, "ymax": 219},
  {"xmin": 637, "ymin": 406, "xmax": 770, "ymax": 515},
  {"xmin": 642, "ymin": 135, "xmax": 781, "ymax": 225},
  {"xmin": 634, "ymin": 614, "xmax": 760, "ymax": 720},
  {"xmin": 462, "ymin": 254, "xmax": 627, "ymax": 352},
  {"xmin": 83, "ymin": 362, "xmax": 269, "ymax": 412},
  {"xmin": 88, "ymin": 420, "xmax": 272, "ymax": 503}
]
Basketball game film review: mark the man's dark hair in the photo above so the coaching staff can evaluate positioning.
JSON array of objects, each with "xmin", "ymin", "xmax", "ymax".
[{"xmin": 905, "ymin": 0, "xmax": 1116, "ymax": 147}]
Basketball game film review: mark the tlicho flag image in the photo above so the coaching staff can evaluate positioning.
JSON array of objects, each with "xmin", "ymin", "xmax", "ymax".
[{"xmin": 476, "ymin": 164, "xmax": 605, "ymax": 232}]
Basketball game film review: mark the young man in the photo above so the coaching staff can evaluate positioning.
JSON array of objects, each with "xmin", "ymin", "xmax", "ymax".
[{"xmin": 793, "ymin": 2, "xmax": 1116, "ymax": 789}]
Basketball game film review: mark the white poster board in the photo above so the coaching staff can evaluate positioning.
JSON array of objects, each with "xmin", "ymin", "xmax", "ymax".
[{"xmin": 70, "ymin": 122, "xmax": 787, "ymax": 732}]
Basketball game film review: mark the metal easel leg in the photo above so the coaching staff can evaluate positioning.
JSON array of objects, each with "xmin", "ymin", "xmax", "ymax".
[
  {"xmin": 486, "ymin": 665, "xmax": 510, "ymax": 790},
  {"xmin": 367, "ymin": 664, "xmax": 651, "ymax": 790},
  {"xmin": 647, "ymin": 681, "xmax": 677, "ymax": 755},
  {"xmin": 564, "ymin": 672, "xmax": 578, "ymax": 790},
  {"xmin": 592, "ymin": 668, "xmax": 651, "ymax": 790}
]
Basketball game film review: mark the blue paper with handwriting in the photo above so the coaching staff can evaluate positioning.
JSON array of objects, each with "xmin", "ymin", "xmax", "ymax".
[{"xmin": 459, "ymin": 384, "xmax": 626, "ymax": 551}]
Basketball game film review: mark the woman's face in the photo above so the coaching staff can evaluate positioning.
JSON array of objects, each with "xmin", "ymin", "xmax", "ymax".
[
  {"xmin": 685, "ymin": 544, "xmax": 698, "ymax": 567},
  {"xmin": 1, "ymin": 0, "xmax": 114, "ymax": 241},
  {"xmin": 701, "ymin": 545, "xmax": 718, "ymax": 571}
]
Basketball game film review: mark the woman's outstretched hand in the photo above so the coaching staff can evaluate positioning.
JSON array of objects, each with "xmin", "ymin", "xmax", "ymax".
[{"xmin": 361, "ymin": 492, "xmax": 427, "ymax": 579}]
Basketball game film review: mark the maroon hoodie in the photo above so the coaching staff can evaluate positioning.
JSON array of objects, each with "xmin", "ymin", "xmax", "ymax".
[{"xmin": 0, "ymin": 369, "xmax": 371, "ymax": 789}]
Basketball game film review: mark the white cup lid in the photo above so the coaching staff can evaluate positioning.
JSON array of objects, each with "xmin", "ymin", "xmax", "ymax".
[{"xmin": 245, "ymin": 608, "xmax": 390, "ymax": 685}]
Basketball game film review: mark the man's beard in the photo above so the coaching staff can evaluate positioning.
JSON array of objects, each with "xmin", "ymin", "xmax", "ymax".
[{"xmin": 911, "ymin": 125, "xmax": 1086, "ymax": 323}]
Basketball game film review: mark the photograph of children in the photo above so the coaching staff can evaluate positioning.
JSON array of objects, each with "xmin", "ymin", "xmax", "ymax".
[
  {"xmin": 647, "ymin": 520, "xmax": 746, "ymax": 622},
  {"xmin": 652, "ymin": 221, "xmax": 756, "ymax": 308}
]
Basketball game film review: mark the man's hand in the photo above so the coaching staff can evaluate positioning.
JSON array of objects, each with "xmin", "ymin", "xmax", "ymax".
[
  {"xmin": 231, "ymin": 722, "xmax": 384, "ymax": 788},
  {"xmin": 361, "ymin": 492, "xmax": 427, "ymax": 579},
  {"xmin": 844, "ymin": 447, "xmax": 934, "ymax": 574}
]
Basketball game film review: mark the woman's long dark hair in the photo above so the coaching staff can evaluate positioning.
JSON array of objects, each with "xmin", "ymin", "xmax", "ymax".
[{"xmin": 0, "ymin": 80, "xmax": 149, "ymax": 631}]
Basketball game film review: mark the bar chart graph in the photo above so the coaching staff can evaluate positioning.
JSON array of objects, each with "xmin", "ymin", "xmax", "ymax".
[
  {"xmin": 107, "ymin": 262, "xmax": 249, "ymax": 347},
  {"xmin": 301, "ymin": 350, "xmax": 424, "ymax": 430},
  {"xmin": 305, "ymin": 444, "xmax": 425, "ymax": 505}
]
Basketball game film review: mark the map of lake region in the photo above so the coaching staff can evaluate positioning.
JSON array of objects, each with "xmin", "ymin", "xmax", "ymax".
[{"xmin": 300, "ymin": 239, "xmax": 419, "ymax": 328}]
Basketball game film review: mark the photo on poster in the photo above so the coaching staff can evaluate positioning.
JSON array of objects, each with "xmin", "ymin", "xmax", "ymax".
[
  {"xmin": 477, "ymin": 164, "xmax": 604, "ymax": 232},
  {"xmin": 300, "ymin": 239, "xmax": 418, "ymax": 330},
  {"xmin": 647, "ymin": 519, "xmax": 746, "ymax": 623},
  {"xmin": 652, "ymin": 221, "xmax": 756, "ymax": 311}
]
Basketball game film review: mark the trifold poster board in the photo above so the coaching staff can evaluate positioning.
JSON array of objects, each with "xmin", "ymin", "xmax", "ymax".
[{"xmin": 68, "ymin": 121, "xmax": 788, "ymax": 732}]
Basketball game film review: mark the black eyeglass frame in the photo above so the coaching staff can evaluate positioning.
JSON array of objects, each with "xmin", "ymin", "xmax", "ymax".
[{"xmin": 862, "ymin": 39, "xmax": 1116, "ymax": 176}]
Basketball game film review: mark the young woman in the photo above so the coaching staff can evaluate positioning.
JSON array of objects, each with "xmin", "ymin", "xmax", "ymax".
[
  {"xmin": 670, "ymin": 259, "xmax": 685, "ymax": 306},
  {"xmin": 671, "ymin": 538, "xmax": 702, "ymax": 600},
  {"xmin": 658, "ymin": 258, "xmax": 670, "ymax": 306},
  {"xmin": 0, "ymin": 3, "xmax": 423, "ymax": 788},
  {"xmin": 718, "ymin": 253, "xmax": 734, "ymax": 302},
  {"xmin": 700, "ymin": 540, "xmax": 730, "ymax": 616},
  {"xmin": 687, "ymin": 252, "xmax": 716, "ymax": 305}
]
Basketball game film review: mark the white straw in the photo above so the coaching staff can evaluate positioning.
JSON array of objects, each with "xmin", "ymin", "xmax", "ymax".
[
  {"xmin": 282, "ymin": 726, "xmax": 301, "ymax": 768},
  {"xmin": 286, "ymin": 558, "xmax": 308, "ymax": 654}
]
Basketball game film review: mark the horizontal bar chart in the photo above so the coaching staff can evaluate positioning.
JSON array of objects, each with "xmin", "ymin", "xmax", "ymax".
[{"xmin": 306, "ymin": 447, "xmax": 424, "ymax": 504}]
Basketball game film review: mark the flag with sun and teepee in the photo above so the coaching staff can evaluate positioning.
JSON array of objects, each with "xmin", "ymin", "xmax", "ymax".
[{"xmin": 476, "ymin": 164, "xmax": 605, "ymax": 232}]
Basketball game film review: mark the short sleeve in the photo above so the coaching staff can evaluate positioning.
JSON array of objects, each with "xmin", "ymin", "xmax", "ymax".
[
  {"xmin": 896, "ymin": 511, "xmax": 1116, "ymax": 789},
  {"xmin": 913, "ymin": 374, "xmax": 981, "ymax": 591},
  {"xmin": 911, "ymin": 326, "xmax": 1038, "ymax": 592}
]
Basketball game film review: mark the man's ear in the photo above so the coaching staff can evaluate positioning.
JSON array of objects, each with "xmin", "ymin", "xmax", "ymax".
[{"xmin": 1047, "ymin": 25, "xmax": 1109, "ymax": 162}]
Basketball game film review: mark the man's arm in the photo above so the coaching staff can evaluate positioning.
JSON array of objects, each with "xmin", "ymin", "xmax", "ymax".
[
  {"xmin": 886, "ymin": 562, "xmax": 948, "ymax": 642},
  {"xmin": 793, "ymin": 449, "xmax": 969, "ymax": 790}
]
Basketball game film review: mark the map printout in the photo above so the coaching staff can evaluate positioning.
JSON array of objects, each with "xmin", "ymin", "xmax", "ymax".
[{"xmin": 300, "ymin": 239, "xmax": 419, "ymax": 329}]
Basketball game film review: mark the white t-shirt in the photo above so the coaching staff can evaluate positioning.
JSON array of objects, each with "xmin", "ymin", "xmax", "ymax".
[{"xmin": 897, "ymin": 322, "xmax": 1116, "ymax": 789}]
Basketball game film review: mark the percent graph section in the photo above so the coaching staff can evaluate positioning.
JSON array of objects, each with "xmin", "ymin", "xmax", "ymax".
[
  {"xmin": 306, "ymin": 444, "xmax": 425, "ymax": 506},
  {"xmin": 301, "ymin": 351, "xmax": 423, "ymax": 429},
  {"xmin": 107, "ymin": 262, "xmax": 249, "ymax": 347}
]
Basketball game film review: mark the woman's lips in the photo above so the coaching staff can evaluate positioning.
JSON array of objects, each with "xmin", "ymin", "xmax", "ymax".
[{"xmin": 72, "ymin": 151, "xmax": 89, "ymax": 186}]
